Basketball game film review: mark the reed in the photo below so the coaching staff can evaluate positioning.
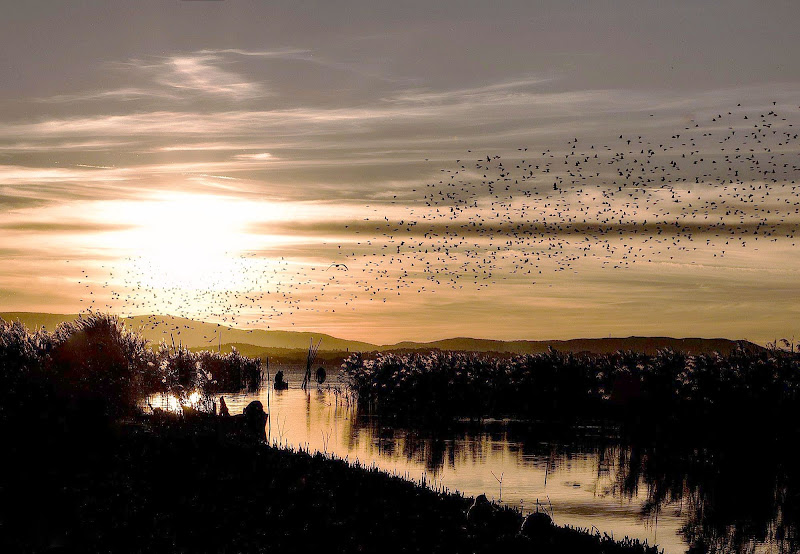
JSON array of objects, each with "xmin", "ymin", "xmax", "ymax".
[
  {"xmin": 0, "ymin": 313, "xmax": 263, "ymax": 423},
  {"xmin": 342, "ymin": 347, "xmax": 800, "ymax": 432}
]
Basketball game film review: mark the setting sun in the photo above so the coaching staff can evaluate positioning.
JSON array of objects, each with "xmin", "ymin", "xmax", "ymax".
[{"xmin": 116, "ymin": 193, "xmax": 254, "ymax": 290}]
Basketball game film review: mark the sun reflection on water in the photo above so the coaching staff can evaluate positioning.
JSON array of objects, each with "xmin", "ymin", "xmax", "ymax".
[{"xmin": 149, "ymin": 390, "xmax": 204, "ymax": 412}]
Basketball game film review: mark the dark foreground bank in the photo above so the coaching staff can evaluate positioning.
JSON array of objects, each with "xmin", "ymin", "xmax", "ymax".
[{"xmin": 2, "ymin": 413, "xmax": 661, "ymax": 554}]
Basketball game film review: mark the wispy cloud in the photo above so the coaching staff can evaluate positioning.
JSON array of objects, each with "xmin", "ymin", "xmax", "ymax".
[
  {"xmin": 35, "ymin": 87, "xmax": 181, "ymax": 104},
  {"xmin": 18, "ymin": 83, "xmax": 798, "ymax": 145},
  {"xmin": 35, "ymin": 49, "xmax": 289, "ymax": 105},
  {"xmin": 0, "ymin": 139, "xmax": 137, "ymax": 152},
  {"xmin": 233, "ymin": 152, "xmax": 274, "ymax": 161},
  {"xmin": 0, "ymin": 192, "xmax": 49, "ymax": 210},
  {"xmin": 145, "ymin": 53, "xmax": 267, "ymax": 99},
  {"xmin": 0, "ymin": 221, "xmax": 134, "ymax": 233},
  {"xmin": 194, "ymin": 48, "xmax": 313, "ymax": 60},
  {"xmin": 0, "ymin": 165, "xmax": 130, "ymax": 184},
  {"xmin": 387, "ymin": 76, "xmax": 557, "ymax": 105}
]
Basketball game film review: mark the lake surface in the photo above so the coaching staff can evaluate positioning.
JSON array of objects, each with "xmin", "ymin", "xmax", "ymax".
[{"xmin": 154, "ymin": 375, "xmax": 795, "ymax": 554}]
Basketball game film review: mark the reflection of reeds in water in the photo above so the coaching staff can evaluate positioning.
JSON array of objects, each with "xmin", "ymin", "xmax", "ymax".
[
  {"xmin": 346, "ymin": 414, "xmax": 798, "ymax": 554},
  {"xmin": 608, "ymin": 442, "xmax": 800, "ymax": 553}
]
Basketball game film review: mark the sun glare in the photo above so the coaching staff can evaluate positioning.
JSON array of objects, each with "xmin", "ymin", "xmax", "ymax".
[
  {"xmin": 111, "ymin": 193, "xmax": 265, "ymax": 292},
  {"xmin": 79, "ymin": 191, "xmax": 358, "ymax": 320}
]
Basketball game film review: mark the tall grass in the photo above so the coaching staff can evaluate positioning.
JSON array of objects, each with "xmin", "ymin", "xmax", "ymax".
[
  {"xmin": 342, "ymin": 347, "xmax": 800, "ymax": 430},
  {"xmin": 0, "ymin": 313, "xmax": 261, "ymax": 424}
]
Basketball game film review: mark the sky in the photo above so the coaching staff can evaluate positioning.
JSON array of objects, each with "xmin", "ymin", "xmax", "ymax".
[{"xmin": 2, "ymin": 1, "xmax": 800, "ymax": 344}]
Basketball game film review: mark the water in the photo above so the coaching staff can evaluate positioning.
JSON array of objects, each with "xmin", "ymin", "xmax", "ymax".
[{"xmin": 164, "ymin": 378, "xmax": 796, "ymax": 554}]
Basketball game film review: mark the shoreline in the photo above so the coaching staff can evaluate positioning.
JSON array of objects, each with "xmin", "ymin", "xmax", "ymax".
[{"xmin": 4, "ymin": 412, "xmax": 662, "ymax": 553}]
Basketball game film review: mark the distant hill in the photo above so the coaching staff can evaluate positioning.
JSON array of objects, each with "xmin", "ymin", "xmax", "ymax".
[
  {"xmin": 1, "ymin": 312, "xmax": 763, "ymax": 356},
  {"xmin": 388, "ymin": 336, "xmax": 763, "ymax": 356},
  {"xmin": 188, "ymin": 343, "xmax": 352, "ymax": 367},
  {"xmin": 0, "ymin": 312, "xmax": 376, "ymax": 352}
]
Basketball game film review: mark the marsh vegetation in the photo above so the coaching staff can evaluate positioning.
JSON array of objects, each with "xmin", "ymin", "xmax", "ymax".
[
  {"xmin": 3, "ymin": 314, "xmax": 796, "ymax": 552},
  {"xmin": 341, "ymin": 348, "xmax": 800, "ymax": 434},
  {"xmin": 1, "ymin": 314, "xmax": 664, "ymax": 553},
  {"xmin": 0, "ymin": 313, "xmax": 261, "ymax": 424}
]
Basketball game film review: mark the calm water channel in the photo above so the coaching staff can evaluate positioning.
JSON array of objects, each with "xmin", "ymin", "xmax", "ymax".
[{"xmin": 154, "ymin": 373, "xmax": 795, "ymax": 554}]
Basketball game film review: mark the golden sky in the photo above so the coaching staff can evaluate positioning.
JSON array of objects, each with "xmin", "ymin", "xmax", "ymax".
[{"xmin": 1, "ymin": 2, "xmax": 800, "ymax": 344}]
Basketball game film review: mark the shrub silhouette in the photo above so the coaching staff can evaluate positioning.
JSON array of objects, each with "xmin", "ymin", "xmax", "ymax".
[
  {"xmin": 48, "ymin": 314, "xmax": 155, "ymax": 419},
  {"xmin": 0, "ymin": 313, "xmax": 262, "ymax": 425}
]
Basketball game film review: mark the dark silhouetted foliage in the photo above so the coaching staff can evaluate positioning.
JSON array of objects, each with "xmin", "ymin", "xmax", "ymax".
[
  {"xmin": 2, "ymin": 415, "xmax": 662, "ymax": 553},
  {"xmin": 0, "ymin": 313, "xmax": 261, "ymax": 427},
  {"xmin": 342, "ymin": 348, "xmax": 800, "ymax": 433}
]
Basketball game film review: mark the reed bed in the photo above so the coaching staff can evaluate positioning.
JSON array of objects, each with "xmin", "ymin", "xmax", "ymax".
[
  {"xmin": 342, "ymin": 348, "xmax": 800, "ymax": 431},
  {"xmin": 0, "ymin": 313, "xmax": 261, "ymax": 423}
]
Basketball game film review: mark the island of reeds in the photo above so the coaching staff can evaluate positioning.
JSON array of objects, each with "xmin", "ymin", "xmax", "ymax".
[{"xmin": 340, "ymin": 347, "xmax": 800, "ymax": 436}]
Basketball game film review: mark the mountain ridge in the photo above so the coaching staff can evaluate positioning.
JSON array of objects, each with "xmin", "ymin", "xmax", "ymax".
[{"xmin": 1, "ymin": 312, "xmax": 763, "ymax": 356}]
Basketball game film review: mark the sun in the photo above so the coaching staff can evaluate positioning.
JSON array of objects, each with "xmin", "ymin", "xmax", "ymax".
[
  {"xmin": 110, "ymin": 192, "xmax": 264, "ymax": 293},
  {"xmin": 138, "ymin": 195, "xmax": 242, "ymax": 287},
  {"xmin": 86, "ymin": 191, "xmax": 337, "ymax": 319}
]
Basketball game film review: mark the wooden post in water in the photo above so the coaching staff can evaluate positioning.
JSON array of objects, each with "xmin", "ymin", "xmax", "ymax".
[{"xmin": 266, "ymin": 357, "xmax": 271, "ymax": 444}]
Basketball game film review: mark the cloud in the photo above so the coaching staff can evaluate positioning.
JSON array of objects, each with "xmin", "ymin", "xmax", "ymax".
[
  {"xmin": 0, "ymin": 165, "xmax": 130, "ymax": 184},
  {"xmin": 13, "ymin": 82, "xmax": 798, "ymax": 152},
  {"xmin": 194, "ymin": 48, "xmax": 313, "ymax": 60},
  {"xmin": 152, "ymin": 54, "xmax": 266, "ymax": 99},
  {"xmin": 233, "ymin": 152, "xmax": 274, "ymax": 161},
  {"xmin": 0, "ymin": 192, "xmax": 50, "ymax": 210},
  {"xmin": 35, "ymin": 50, "xmax": 282, "ymax": 105},
  {"xmin": 386, "ymin": 76, "xmax": 557, "ymax": 105},
  {"xmin": 0, "ymin": 221, "xmax": 134, "ymax": 233},
  {"xmin": 0, "ymin": 139, "xmax": 136, "ymax": 153},
  {"xmin": 35, "ymin": 87, "xmax": 181, "ymax": 104},
  {"xmin": 250, "ymin": 219, "xmax": 800, "ymax": 239}
]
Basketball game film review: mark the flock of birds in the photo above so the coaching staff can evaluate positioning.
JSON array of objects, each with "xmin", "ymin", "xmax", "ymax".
[{"xmin": 73, "ymin": 101, "xmax": 800, "ymax": 332}]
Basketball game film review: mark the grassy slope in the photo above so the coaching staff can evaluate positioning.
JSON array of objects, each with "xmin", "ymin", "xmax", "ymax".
[{"xmin": 3, "ymin": 415, "xmax": 660, "ymax": 554}]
